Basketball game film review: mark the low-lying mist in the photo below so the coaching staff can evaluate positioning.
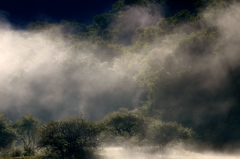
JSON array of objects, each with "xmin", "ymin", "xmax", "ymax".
[{"xmin": 99, "ymin": 145, "xmax": 240, "ymax": 159}]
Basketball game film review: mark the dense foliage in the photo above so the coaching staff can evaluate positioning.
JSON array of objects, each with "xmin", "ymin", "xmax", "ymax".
[
  {"xmin": 100, "ymin": 109, "xmax": 147, "ymax": 144},
  {"xmin": 13, "ymin": 115, "xmax": 40, "ymax": 156},
  {"xmin": 0, "ymin": 113, "xmax": 193, "ymax": 158},
  {"xmin": 38, "ymin": 116, "xmax": 99, "ymax": 159},
  {"xmin": 147, "ymin": 122, "xmax": 193, "ymax": 147},
  {"xmin": 0, "ymin": 115, "xmax": 16, "ymax": 151}
]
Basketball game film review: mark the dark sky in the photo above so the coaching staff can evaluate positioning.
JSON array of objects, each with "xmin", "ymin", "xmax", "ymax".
[{"xmin": 0, "ymin": 0, "xmax": 118, "ymax": 26}]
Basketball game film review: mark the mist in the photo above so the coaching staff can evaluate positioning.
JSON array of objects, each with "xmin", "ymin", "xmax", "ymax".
[
  {"xmin": 1, "ymin": 1, "xmax": 240, "ymax": 157},
  {"xmin": 0, "ymin": 21, "xmax": 142, "ymax": 121},
  {"xmin": 126, "ymin": 2, "xmax": 240, "ymax": 126},
  {"xmin": 99, "ymin": 146, "xmax": 240, "ymax": 159},
  {"xmin": 111, "ymin": 4, "xmax": 162, "ymax": 44},
  {"xmin": 106, "ymin": 1, "xmax": 240, "ymax": 150}
]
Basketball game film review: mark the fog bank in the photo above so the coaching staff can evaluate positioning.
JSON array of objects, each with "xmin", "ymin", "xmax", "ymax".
[{"xmin": 0, "ymin": 22, "xmax": 141, "ymax": 121}]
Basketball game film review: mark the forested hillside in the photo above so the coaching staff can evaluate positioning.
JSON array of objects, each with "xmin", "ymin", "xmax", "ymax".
[{"xmin": 0, "ymin": 0, "xmax": 240, "ymax": 158}]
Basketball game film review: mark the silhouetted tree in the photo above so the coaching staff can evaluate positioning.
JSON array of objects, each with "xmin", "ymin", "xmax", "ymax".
[
  {"xmin": 38, "ymin": 116, "xmax": 99, "ymax": 159},
  {"xmin": 103, "ymin": 109, "xmax": 147, "ymax": 141},
  {"xmin": 0, "ymin": 115, "xmax": 16, "ymax": 151},
  {"xmin": 14, "ymin": 115, "xmax": 40, "ymax": 156}
]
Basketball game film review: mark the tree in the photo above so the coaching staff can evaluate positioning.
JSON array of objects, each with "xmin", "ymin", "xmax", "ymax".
[
  {"xmin": 14, "ymin": 115, "xmax": 40, "ymax": 156},
  {"xmin": 38, "ymin": 116, "xmax": 99, "ymax": 159},
  {"xmin": 0, "ymin": 115, "xmax": 16, "ymax": 151},
  {"xmin": 147, "ymin": 122, "xmax": 193, "ymax": 147},
  {"xmin": 102, "ymin": 109, "xmax": 147, "ymax": 142},
  {"xmin": 93, "ymin": 13, "xmax": 114, "ymax": 38}
]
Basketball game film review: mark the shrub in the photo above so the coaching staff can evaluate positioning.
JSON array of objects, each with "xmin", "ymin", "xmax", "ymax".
[
  {"xmin": 38, "ymin": 116, "xmax": 99, "ymax": 159},
  {"xmin": 0, "ymin": 115, "xmax": 17, "ymax": 151},
  {"xmin": 147, "ymin": 121, "xmax": 193, "ymax": 147},
  {"xmin": 101, "ymin": 109, "xmax": 147, "ymax": 144}
]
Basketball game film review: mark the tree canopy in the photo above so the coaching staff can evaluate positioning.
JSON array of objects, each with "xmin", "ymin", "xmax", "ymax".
[
  {"xmin": 0, "ymin": 115, "xmax": 16, "ymax": 150},
  {"xmin": 38, "ymin": 116, "xmax": 99, "ymax": 159}
]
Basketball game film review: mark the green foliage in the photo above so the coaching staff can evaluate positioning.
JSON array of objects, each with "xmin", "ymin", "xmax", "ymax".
[
  {"xmin": 101, "ymin": 109, "xmax": 147, "ymax": 144},
  {"xmin": 93, "ymin": 14, "xmax": 113, "ymax": 31},
  {"xmin": 147, "ymin": 122, "xmax": 193, "ymax": 147},
  {"xmin": 112, "ymin": 0, "xmax": 125, "ymax": 12},
  {"xmin": 131, "ymin": 26, "xmax": 221, "ymax": 122},
  {"xmin": 133, "ymin": 25, "xmax": 165, "ymax": 46},
  {"xmin": 38, "ymin": 116, "xmax": 99, "ymax": 159},
  {"xmin": 166, "ymin": 10, "xmax": 196, "ymax": 25},
  {"xmin": 8, "ymin": 0, "xmax": 240, "ymax": 151},
  {"xmin": 0, "ymin": 115, "xmax": 17, "ymax": 151},
  {"xmin": 100, "ymin": 109, "xmax": 194, "ymax": 147},
  {"xmin": 92, "ymin": 13, "xmax": 119, "ymax": 40},
  {"xmin": 134, "ymin": 33, "xmax": 186, "ymax": 90},
  {"xmin": 14, "ymin": 115, "xmax": 40, "ymax": 156},
  {"xmin": 177, "ymin": 28, "xmax": 219, "ymax": 57},
  {"xmin": 27, "ymin": 22, "xmax": 55, "ymax": 31}
]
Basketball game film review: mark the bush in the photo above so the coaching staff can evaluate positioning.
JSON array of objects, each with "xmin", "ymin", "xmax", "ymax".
[
  {"xmin": 38, "ymin": 116, "xmax": 99, "ymax": 159},
  {"xmin": 147, "ymin": 122, "xmax": 193, "ymax": 147},
  {"xmin": 0, "ymin": 115, "xmax": 17, "ymax": 151},
  {"xmin": 13, "ymin": 115, "xmax": 40, "ymax": 156},
  {"xmin": 101, "ymin": 109, "xmax": 147, "ymax": 144}
]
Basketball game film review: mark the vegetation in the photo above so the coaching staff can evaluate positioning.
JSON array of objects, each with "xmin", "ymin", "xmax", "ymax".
[
  {"xmin": 100, "ymin": 109, "xmax": 147, "ymax": 144},
  {"xmin": 38, "ymin": 116, "xmax": 99, "ymax": 159},
  {"xmin": 0, "ymin": 112, "xmax": 193, "ymax": 158},
  {"xmin": 0, "ymin": 115, "xmax": 17, "ymax": 151},
  {"xmin": 13, "ymin": 115, "xmax": 40, "ymax": 156},
  {"xmin": 1, "ymin": 0, "xmax": 240, "ymax": 158},
  {"xmin": 147, "ymin": 122, "xmax": 193, "ymax": 147}
]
